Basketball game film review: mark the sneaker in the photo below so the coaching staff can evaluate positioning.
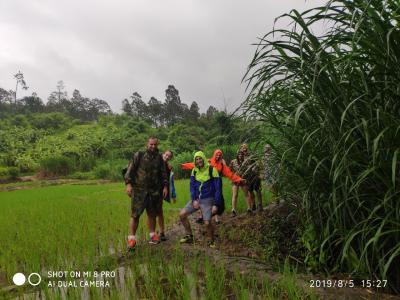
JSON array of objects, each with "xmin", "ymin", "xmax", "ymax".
[
  {"xmin": 149, "ymin": 234, "xmax": 160, "ymax": 245},
  {"xmin": 195, "ymin": 217, "xmax": 204, "ymax": 224},
  {"xmin": 208, "ymin": 240, "xmax": 216, "ymax": 248},
  {"xmin": 231, "ymin": 209, "xmax": 237, "ymax": 217},
  {"xmin": 127, "ymin": 239, "xmax": 136, "ymax": 252},
  {"xmin": 179, "ymin": 234, "xmax": 194, "ymax": 244},
  {"xmin": 160, "ymin": 233, "xmax": 167, "ymax": 242}
]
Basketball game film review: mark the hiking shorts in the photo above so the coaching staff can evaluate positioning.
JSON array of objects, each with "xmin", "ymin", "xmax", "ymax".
[
  {"xmin": 131, "ymin": 190, "xmax": 162, "ymax": 218},
  {"xmin": 184, "ymin": 197, "xmax": 214, "ymax": 221},
  {"xmin": 248, "ymin": 177, "xmax": 261, "ymax": 192}
]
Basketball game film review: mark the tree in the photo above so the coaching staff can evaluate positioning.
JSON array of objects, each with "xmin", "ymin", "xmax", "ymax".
[
  {"xmin": 14, "ymin": 71, "xmax": 28, "ymax": 105},
  {"xmin": 188, "ymin": 101, "xmax": 200, "ymax": 120},
  {"xmin": 206, "ymin": 105, "xmax": 218, "ymax": 118},
  {"xmin": 148, "ymin": 97, "xmax": 163, "ymax": 127},
  {"xmin": 130, "ymin": 92, "xmax": 148, "ymax": 119},
  {"xmin": 18, "ymin": 93, "xmax": 44, "ymax": 113},
  {"xmin": 164, "ymin": 85, "xmax": 184, "ymax": 125},
  {"xmin": 47, "ymin": 81, "xmax": 69, "ymax": 113},
  {"xmin": 122, "ymin": 99, "xmax": 132, "ymax": 116}
]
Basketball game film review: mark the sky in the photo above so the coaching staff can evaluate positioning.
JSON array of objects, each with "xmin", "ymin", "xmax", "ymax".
[{"xmin": 0, "ymin": 0, "xmax": 316, "ymax": 113}]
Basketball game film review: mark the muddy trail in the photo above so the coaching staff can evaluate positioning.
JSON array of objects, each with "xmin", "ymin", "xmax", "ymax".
[
  {"xmin": 2, "ymin": 205, "xmax": 399, "ymax": 300},
  {"xmin": 0, "ymin": 177, "xmax": 111, "ymax": 192}
]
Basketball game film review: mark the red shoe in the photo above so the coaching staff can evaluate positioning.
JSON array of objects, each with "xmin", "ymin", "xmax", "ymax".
[
  {"xmin": 149, "ymin": 234, "xmax": 160, "ymax": 244},
  {"xmin": 127, "ymin": 239, "xmax": 136, "ymax": 252}
]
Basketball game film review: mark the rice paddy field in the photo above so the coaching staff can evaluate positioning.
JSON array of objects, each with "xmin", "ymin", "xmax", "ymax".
[{"xmin": 0, "ymin": 179, "xmax": 314, "ymax": 299}]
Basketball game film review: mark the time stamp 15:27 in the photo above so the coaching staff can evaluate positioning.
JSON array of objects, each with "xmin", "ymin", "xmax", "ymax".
[{"xmin": 309, "ymin": 279, "xmax": 388, "ymax": 288}]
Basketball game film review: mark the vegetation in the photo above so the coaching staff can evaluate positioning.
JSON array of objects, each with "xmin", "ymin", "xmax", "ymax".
[
  {"xmin": 0, "ymin": 82, "xmax": 260, "ymax": 182},
  {"xmin": 0, "ymin": 180, "xmax": 313, "ymax": 299},
  {"xmin": 244, "ymin": 0, "xmax": 400, "ymax": 292}
]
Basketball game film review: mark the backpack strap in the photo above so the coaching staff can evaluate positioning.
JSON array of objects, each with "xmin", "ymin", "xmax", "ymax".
[
  {"xmin": 193, "ymin": 165, "xmax": 214, "ymax": 180},
  {"xmin": 209, "ymin": 165, "xmax": 214, "ymax": 179}
]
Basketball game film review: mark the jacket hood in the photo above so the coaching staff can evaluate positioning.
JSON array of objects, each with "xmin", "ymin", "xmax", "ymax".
[
  {"xmin": 193, "ymin": 151, "xmax": 209, "ymax": 170},
  {"xmin": 210, "ymin": 149, "xmax": 223, "ymax": 166}
]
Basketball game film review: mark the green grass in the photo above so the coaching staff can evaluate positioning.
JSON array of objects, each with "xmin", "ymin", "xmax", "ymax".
[{"xmin": 0, "ymin": 180, "xmax": 305, "ymax": 299}]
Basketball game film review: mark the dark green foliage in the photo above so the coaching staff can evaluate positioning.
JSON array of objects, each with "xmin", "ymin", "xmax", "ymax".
[
  {"xmin": 39, "ymin": 156, "xmax": 75, "ymax": 177},
  {"xmin": 244, "ymin": 0, "xmax": 400, "ymax": 291}
]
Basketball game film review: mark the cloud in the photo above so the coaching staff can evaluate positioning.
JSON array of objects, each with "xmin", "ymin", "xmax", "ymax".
[{"xmin": 0, "ymin": 0, "xmax": 315, "ymax": 112}]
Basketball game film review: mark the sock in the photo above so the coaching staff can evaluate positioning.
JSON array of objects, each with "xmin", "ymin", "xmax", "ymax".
[
  {"xmin": 128, "ymin": 235, "xmax": 135, "ymax": 241},
  {"xmin": 149, "ymin": 232, "xmax": 155, "ymax": 238}
]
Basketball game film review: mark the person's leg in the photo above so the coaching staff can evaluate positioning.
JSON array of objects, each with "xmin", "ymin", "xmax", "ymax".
[
  {"xmin": 241, "ymin": 185, "xmax": 252, "ymax": 211},
  {"xmin": 128, "ymin": 192, "xmax": 146, "ymax": 250},
  {"xmin": 179, "ymin": 205, "xmax": 195, "ymax": 244},
  {"xmin": 179, "ymin": 208, "xmax": 192, "ymax": 235},
  {"xmin": 231, "ymin": 184, "xmax": 239, "ymax": 215},
  {"xmin": 129, "ymin": 216, "xmax": 140, "ymax": 236},
  {"xmin": 200, "ymin": 198, "xmax": 215, "ymax": 247},
  {"xmin": 147, "ymin": 194, "xmax": 162, "ymax": 244}
]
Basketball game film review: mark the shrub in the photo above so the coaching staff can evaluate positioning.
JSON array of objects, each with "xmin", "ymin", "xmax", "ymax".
[
  {"xmin": 39, "ymin": 156, "xmax": 75, "ymax": 177},
  {"xmin": 244, "ymin": 0, "xmax": 400, "ymax": 291},
  {"xmin": 93, "ymin": 160, "xmax": 126, "ymax": 181}
]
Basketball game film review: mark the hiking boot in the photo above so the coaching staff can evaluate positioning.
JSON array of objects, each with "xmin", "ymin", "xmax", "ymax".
[
  {"xmin": 149, "ymin": 234, "xmax": 160, "ymax": 245},
  {"xmin": 257, "ymin": 205, "xmax": 263, "ymax": 212},
  {"xmin": 179, "ymin": 234, "xmax": 194, "ymax": 244},
  {"xmin": 195, "ymin": 217, "xmax": 204, "ymax": 224},
  {"xmin": 231, "ymin": 209, "xmax": 237, "ymax": 217},
  {"xmin": 127, "ymin": 239, "xmax": 136, "ymax": 252},
  {"xmin": 208, "ymin": 240, "xmax": 216, "ymax": 248},
  {"xmin": 247, "ymin": 209, "xmax": 253, "ymax": 215},
  {"xmin": 215, "ymin": 219, "xmax": 222, "ymax": 225},
  {"xmin": 160, "ymin": 233, "xmax": 167, "ymax": 242},
  {"xmin": 252, "ymin": 204, "xmax": 256, "ymax": 211}
]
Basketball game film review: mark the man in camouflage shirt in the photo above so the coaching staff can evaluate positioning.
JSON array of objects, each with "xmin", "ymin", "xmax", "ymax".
[{"xmin": 124, "ymin": 137, "xmax": 168, "ymax": 251}]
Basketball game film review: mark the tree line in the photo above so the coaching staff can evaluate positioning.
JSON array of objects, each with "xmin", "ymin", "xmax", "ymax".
[{"xmin": 0, "ymin": 76, "xmax": 219, "ymax": 125}]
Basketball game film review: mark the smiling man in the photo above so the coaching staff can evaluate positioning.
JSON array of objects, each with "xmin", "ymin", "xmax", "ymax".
[
  {"xmin": 179, "ymin": 151, "xmax": 222, "ymax": 248},
  {"xmin": 124, "ymin": 137, "xmax": 168, "ymax": 251}
]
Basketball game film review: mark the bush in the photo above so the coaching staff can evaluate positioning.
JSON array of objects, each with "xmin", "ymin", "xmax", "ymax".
[
  {"xmin": 0, "ymin": 166, "xmax": 20, "ymax": 180},
  {"xmin": 93, "ymin": 160, "xmax": 127, "ymax": 181},
  {"xmin": 39, "ymin": 156, "xmax": 75, "ymax": 177}
]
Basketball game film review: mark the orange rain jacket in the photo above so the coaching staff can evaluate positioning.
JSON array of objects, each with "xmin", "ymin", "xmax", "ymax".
[{"xmin": 181, "ymin": 149, "xmax": 242, "ymax": 183}]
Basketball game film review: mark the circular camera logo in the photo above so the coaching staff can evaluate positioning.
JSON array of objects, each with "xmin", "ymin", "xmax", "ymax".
[
  {"xmin": 12, "ymin": 273, "xmax": 42, "ymax": 286},
  {"xmin": 13, "ymin": 273, "xmax": 26, "ymax": 286},
  {"xmin": 28, "ymin": 273, "xmax": 42, "ymax": 286}
]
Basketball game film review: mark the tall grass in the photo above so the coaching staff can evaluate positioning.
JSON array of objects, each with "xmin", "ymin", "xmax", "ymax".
[{"xmin": 244, "ymin": 0, "xmax": 400, "ymax": 291}]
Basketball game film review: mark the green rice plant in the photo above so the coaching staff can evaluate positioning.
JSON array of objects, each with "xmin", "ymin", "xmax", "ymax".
[{"xmin": 244, "ymin": 0, "xmax": 400, "ymax": 292}]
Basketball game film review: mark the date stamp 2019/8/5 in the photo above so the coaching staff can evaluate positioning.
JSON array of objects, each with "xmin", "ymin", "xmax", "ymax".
[{"xmin": 309, "ymin": 279, "xmax": 388, "ymax": 288}]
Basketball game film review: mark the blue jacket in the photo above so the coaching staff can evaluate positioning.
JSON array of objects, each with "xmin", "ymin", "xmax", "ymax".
[{"xmin": 190, "ymin": 151, "xmax": 222, "ymax": 207}]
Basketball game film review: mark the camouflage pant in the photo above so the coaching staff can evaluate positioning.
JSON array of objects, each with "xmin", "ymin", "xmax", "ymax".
[{"xmin": 131, "ymin": 189, "xmax": 162, "ymax": 218}]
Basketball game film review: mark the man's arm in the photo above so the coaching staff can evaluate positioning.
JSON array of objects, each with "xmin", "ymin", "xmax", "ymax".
[{"xmin": 124, "ymin": 152, "xmax": 139, "ymax": 185}]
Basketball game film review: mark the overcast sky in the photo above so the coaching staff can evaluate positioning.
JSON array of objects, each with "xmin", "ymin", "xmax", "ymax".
[{"xmin": 0, "ymin": 0, "xmax": 316, "ymax": 113}]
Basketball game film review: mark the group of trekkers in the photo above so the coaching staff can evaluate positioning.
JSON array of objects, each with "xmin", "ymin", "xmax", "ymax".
[{"xmin": 124, "ymin": 136, "xmax": 277, "ymax": 251}]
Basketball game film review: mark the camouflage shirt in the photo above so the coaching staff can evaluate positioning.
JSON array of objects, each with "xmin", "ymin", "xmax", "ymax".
[{"xmin": 124, "ymin": 150, "xmax": 168, "ymax": 192}]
